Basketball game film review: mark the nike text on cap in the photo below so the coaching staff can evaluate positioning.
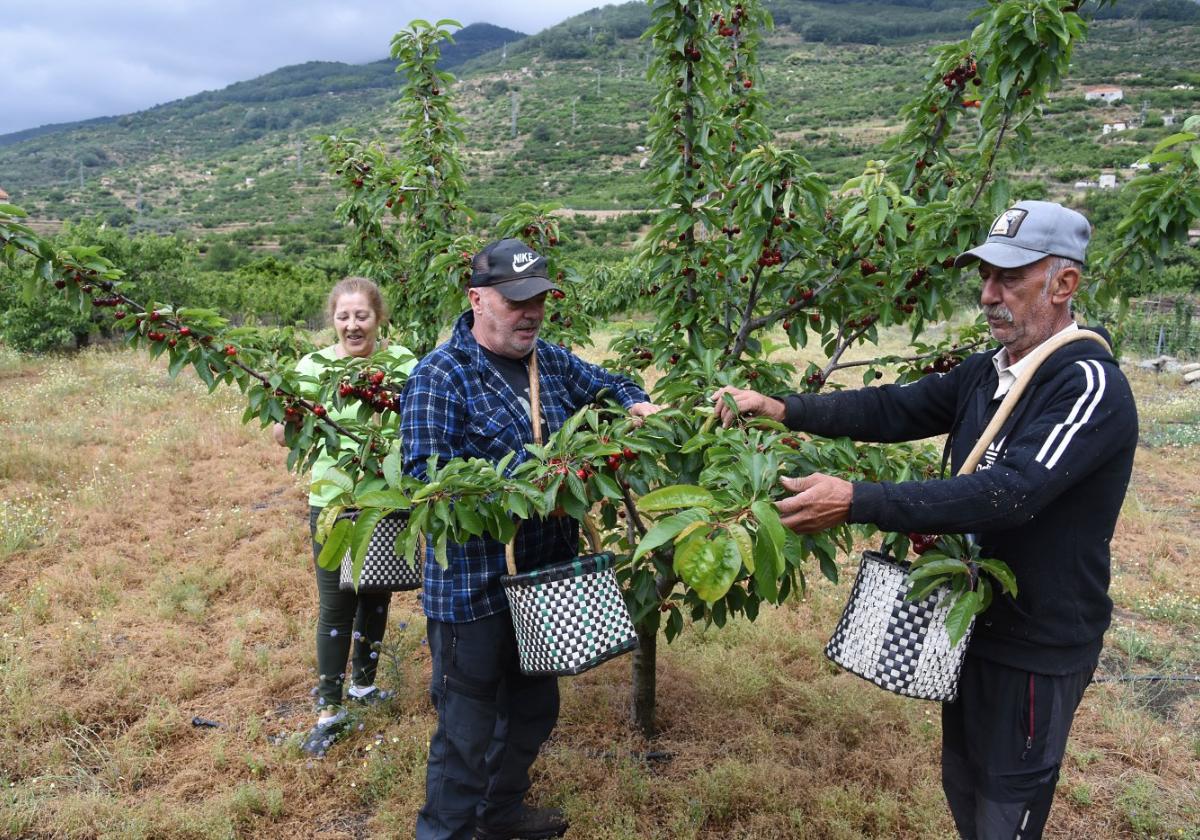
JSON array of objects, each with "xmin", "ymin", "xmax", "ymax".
[
  {"xmin": 954, "ymin": 200, "xmax": 1091, "ymax": 270},
  {"xmin": 468, "ymin": 238, "xmax": 562, "ymax": 302}
]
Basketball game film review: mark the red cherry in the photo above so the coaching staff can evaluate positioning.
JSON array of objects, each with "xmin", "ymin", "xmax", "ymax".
[
  {"xmin": 575, "ymin": 468, "xmax": 589, "ymax": 480},
  {"xmin": 178, "ymin": 326, "xmax": 191, "ymax": 337},
  {"xmin": 313, "ymin": 404, "xmax": 327, "ymax": 417},
  {"xmin": 224, "ymin": 345, "xmax": 237, "ymax": 356},
  {"xmin": 907, "ymin": 532, "xmax": 940, "ymax": 555},
  {"xmin": 622, "ymin": 447, "xmax": 637, "ymax": 462}
]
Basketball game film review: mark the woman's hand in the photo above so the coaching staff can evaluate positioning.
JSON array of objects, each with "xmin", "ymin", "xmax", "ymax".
[{"xmin": 272, "ymin": 422, "xmax": 287, "ymax": 447}]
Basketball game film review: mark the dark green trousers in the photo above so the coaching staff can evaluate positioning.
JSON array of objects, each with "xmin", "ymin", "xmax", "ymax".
[{"xmin": 309, "ymin": 506, "xmax": 392, "ymax": 709}]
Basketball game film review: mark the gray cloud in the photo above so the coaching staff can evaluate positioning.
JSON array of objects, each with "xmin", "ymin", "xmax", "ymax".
[{"xmin": 2, "ymin": 1, "xmax": 613, "ymax": 135}]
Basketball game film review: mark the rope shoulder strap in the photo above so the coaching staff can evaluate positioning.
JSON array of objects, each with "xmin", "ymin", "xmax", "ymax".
[
  {"xmin": 505, "ymin": 349, "xmax": 541, "ymax": 576},
  {"xmin": 958, "ymin": 329, "xmax": 1111, "ymax": 476},
  {"xmin": 503, "ymin": 349, "xmax": 602, "ymax": 576}
]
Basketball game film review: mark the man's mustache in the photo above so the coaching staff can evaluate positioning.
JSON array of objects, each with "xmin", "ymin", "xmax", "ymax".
[{"xmin": 982, "ymin": 303, "xmax": 1014, "ymax": 323}]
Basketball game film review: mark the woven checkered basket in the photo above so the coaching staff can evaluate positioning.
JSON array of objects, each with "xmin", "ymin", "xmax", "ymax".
[
  {"xmin": 824, "ymin": 551, "xmax": 972, "ymax": 702},
  {"xmin": 501, "ymin": 551, "xmax": 638, "ymax": 677},
  {"xmin": 337, "ymin": 510, "xmax": 422, "ymax": 593}
]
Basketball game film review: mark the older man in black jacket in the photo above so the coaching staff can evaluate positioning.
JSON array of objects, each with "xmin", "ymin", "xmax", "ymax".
[{"xmin": 713, "ymin": 200, "xmax": 1138, "ymax": 840}]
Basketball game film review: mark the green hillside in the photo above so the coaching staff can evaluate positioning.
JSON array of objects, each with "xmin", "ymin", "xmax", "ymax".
[{"xmin": 0, "ymin": 0, "xmax": 1198, "ymax": 255}]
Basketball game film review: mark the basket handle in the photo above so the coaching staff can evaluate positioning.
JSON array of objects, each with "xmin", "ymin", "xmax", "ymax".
[
  {"xmin": 956, "ymin": 329, "xmax": 1110, "ymax": 476},
  {"xmin": 506, "ymin": 349, "xmax": 542, "ymax": 576}
]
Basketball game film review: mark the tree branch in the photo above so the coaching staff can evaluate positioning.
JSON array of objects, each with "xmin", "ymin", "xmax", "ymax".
[
  {"xmin": 825, "ymin": 337, "xmax": 989, "ymax": 375},
  {"xmin": 728, "ymin": 264, "xmax": 766, "ymax": 360},
  {"xmin": 970, "ymin": 110, "xmax": 1012, "ymax": 209}
]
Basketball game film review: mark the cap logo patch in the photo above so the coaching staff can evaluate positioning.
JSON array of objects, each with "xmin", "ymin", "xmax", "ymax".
[
  {"xmin": 511, "ymin": 252, "xmax": 539, "ymax": 273},
  {"xmin": 990, "ymin": 208, "xmax": 1028, "ymax": 238}
]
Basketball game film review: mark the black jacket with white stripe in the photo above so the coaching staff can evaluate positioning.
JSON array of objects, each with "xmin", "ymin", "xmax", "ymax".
[{"xmin": 782, "ymin": 326, "xmax": 1137, "ymax": 675}]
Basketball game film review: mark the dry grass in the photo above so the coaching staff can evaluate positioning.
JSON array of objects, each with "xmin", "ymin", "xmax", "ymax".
[{"xmin": 0, "ymin": 340, "xmax": 1197, "ymax": 838}]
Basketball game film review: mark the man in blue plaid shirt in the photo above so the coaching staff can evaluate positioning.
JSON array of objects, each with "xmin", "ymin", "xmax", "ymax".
[{"xmin": 402, "ymin": 238, "xmax": 659, "ymax": 840}]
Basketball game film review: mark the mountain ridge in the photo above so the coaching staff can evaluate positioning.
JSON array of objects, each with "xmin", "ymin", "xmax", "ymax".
[
  {"xmin": 1, "ymin": 1, "xmax": 1197, "ymax": 238},
  {"xmin": 0, "ymin": 22, "xmax": 525, "ymax": 148}
]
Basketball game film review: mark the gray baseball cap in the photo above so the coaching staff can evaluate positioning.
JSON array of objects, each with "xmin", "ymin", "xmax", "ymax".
[{"xmin": 954, "ymin": 200, "xmax": 1091, "ymax": 269}]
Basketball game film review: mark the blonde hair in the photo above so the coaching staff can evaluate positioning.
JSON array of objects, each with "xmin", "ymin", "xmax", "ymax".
[{"xmin": 326, "ymin": 276, "xmax": 388, "ymax": 327}]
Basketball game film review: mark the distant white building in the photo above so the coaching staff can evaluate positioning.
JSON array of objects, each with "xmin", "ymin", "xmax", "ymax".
[
  {"xmin": 1170, "ymin": 84, "xmax": 1195, "ymax": 91},
  {"xmin": 1128, "ymin": 161, "xmax": 1151, "ymax": 171},
  {"xmin": 1099, "ymin": 172, "xmax": 1118, "ymax": 189},
  {"xmin": 1085, "ymin": 86, "xmax": 1124, "ymax": 103},
  {"xmin": 1163, "ymin": 112, "xmax": 1177, "ymax": 127},
  {"xmin": 1102, "ymin": 122, "xmax": 1128, "ymax": 135},
  {"xmin": 1074, "ymin": 180, "xmax": 1098, "ymax": 190}
]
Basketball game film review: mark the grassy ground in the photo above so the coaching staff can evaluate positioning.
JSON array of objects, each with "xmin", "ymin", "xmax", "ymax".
[{"xmin": 0, "ymin": 333, "xmax": 1197, "ymax": 839}]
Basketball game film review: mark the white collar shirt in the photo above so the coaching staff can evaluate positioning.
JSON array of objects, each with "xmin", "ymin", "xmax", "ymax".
[{"xmin": 991, "ymin": 321, "xmax": 1078, "ymax": 399}]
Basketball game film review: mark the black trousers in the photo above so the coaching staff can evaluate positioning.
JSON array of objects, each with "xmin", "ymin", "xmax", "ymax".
[
  {"xmin": 942, "ymin": 654, "xmax": 1093, "ymax": 840},
  {"xmin": 308, "ymin": 506, "xmax": 391, "ymax": 709},
  {"xmin": 417, "ymin": 612, "xmax": 560, "ymax": 840}
]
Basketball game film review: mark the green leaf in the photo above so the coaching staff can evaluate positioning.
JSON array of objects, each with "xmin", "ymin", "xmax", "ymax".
[
  {"xmin": 636, "ymin": 484, "xmax": 717, "ymax": 512},
  {"xmin": 354, "ymin": 489, "xmax": 410, "ymax": 509},
  {"xmin": 314, "ymin": 466, "xmax": 355, "ymax": 495},
  {"xmin": 752, "ymin": 535, "xmax": 780, "ymax": 602},
  {"xmin": 868, "ymin": 194, "xmax": 888, "ymax": 232},
  {"xmin": 1152, "ymin": 132, "xmax": 1195, "ymax": 154},
  {"xmin": 944, "ymin": 590, "xmax": 983, "ymax": 647},
  {"xmin": 348, "ymin": 508, "xmax": 387, "ymax": 589},
  {"xmin": 455, "ymin": 504, "xmax": 484, "ymax": 537},
  {"xmin": 976, "ymin": 558, "xmax": 1018, "ymax": 597},
  {"xmin": 674, "ymin": 534, "xmax": 740, "ymax": 605},
  {"xmin": 750, "ymin": 500, "xmax": 787, "ymax": 554},
  {"xmin": 383, "ymin": 446, "xmax": 404, "ymax": 488},
  {"xmin": 591, "ymin": 472, "xmax": 624, "ymax": 501},
  {"xmin": 316, "ymin": 517, "xmax": 352, "ymax": 572},
  {"xmin": 632, "ymin": 508, "xmax": 710, "ymax": 562},
  {"xmin": 728, "ymin": 523, "xmax": 754, "ymax": 574},
  {"xmin": 906, "ymin": 557, "xmax": 970, "ymax": 582}
]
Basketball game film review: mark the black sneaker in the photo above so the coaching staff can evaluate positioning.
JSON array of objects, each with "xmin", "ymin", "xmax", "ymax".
[
  {"xmin": 475, "ymin": 806, "xmax": 569, "ymax": 840},
  {"xmin": 299, "ymin": 710, "xmax": 349, "ymax": 757}
]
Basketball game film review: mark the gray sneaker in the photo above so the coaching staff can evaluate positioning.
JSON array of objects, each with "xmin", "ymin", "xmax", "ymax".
[
  {"xmin": 348, "ymin": 685, "xmax": 392, "ymax": 707},
  {"xmin": 299, "ymin": 710, "xmax": 349, "ymax": 757}
]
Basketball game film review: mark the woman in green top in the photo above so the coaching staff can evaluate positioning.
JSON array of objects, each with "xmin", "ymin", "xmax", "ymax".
[{"xmin": 273, "ymin": 276, "xmax": 415, "ymax": 754}]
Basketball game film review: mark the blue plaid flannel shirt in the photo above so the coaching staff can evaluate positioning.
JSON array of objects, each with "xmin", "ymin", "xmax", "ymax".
[{"xmin": 401, "ymin": 311, "xmax": 649, "ymax": 623}]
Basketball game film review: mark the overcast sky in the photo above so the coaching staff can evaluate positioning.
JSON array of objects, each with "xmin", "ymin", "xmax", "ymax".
[{"xmin": 2, "ymin": 1, "xmax": 613, "ymax": 136}]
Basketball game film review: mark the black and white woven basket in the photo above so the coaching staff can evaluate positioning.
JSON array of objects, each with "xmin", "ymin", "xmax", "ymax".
[
  {"xmin": 824, "ymin": 551, "xmax": 971, "ymax": 702},
  {"xmin": 501, "ymin": 551, "xmax": 638, "ymax": 677},
  {"xmin": 337, "ymin": 510, "xmax": 422, "ymax": 593}
]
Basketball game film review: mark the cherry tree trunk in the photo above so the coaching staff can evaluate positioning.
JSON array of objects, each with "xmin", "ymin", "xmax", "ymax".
[{"xmin": 631, "ymin": 626, "xmax": 657, "ymax": 739}]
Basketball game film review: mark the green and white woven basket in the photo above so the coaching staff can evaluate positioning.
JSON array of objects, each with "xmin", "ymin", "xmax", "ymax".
[{"xmin": 501, "ymin": 551, "xmax": 638, "ymax": 677}]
